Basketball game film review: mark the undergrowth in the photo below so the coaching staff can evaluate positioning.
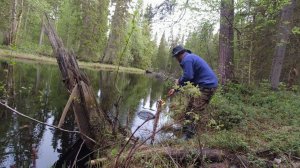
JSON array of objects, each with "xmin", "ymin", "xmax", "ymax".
[{"xmin": 169, "ymin": 81, "xmax": 300, "ymax": 156}]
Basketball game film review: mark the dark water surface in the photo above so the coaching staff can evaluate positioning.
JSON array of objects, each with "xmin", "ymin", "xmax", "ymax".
[{"xmin": 0, "ymin": 59, "xmax": 171, "ymax": 167}]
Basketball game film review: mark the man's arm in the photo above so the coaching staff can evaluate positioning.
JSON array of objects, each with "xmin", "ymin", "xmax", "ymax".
[{"xmin": 178, "ymin": 60, "xmax": 194, "ymax": 86}]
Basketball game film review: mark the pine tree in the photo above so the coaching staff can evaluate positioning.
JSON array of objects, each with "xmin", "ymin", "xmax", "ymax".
[
  {"xmin": 102, "ymin": 0, "xmax": 129, "ymax": 64},
  {"xmin": 219, "ymin": 0, "xmax": 234, "ymax": 85},
  {"xmin": 126, "ymin": 0, "xmax": 157, "ymax": 69},
  {"xmin": 156, "ymin": 33, "xmax": 169, "ymax": 71},
  {"xmin": 270, "ymin": 0, "xmax": 296, "ymax": 90},
  {"xmin": 77, "ymin": 0, "xmax": 109, "ymax": 61}
]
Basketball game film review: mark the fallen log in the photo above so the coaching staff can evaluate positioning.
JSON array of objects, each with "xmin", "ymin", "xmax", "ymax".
[{"xmin": 126, "ymin": 147, "xmax": 226, "ymax": 164}]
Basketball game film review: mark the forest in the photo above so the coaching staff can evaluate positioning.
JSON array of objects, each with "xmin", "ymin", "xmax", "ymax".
[{"xmin": 0, "ymin": 0, "xmax": 299, "ymax": 167}]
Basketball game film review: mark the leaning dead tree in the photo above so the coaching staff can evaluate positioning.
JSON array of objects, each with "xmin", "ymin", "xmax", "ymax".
[{"xmin": 43, "ymin": 15, "xmax": 111, "ymax": 148}]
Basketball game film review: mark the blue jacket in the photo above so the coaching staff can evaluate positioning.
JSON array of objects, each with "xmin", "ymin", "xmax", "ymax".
[{"xmin": 178, "ymin": 52, "xmax": 218, "ymax": 88}]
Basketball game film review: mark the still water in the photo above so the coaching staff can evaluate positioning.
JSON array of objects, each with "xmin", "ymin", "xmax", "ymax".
[{"xmin": 0, "ymin": 59, "xmax": 171, "ymax": 167}]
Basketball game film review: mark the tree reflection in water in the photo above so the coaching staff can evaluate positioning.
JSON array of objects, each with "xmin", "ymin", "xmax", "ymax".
[{"xmin": 0, "ymin": 60, "xmax": 168, "ymax": 167}]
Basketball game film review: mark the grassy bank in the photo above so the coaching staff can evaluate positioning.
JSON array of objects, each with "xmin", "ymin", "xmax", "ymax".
[
  {"xmin": 108, "ymin": 83, "xmax": 300, "ymax": 167},
  {"xmin": 0, "ymin": 49, "xmax": 145, "ymax": 74}
]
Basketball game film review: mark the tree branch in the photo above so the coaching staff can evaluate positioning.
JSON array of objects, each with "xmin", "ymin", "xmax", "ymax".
[{"xmin": 0, "ymin": 101, "xmax": 98, "ymax": 145}]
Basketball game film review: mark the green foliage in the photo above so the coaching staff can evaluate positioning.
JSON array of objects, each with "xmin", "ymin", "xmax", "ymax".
[
  {"xmin": 247, "ymin": 153, "xmax": 268, "ymax": 168},
  {"xmin": 210, "ymin": 92, "xmax": 245, "ymax": 129},
  {"xmin": 102, "ymin": 0, "xmax": 130, "ymax": 64},
  {"xmin": 16, "ymin": 41, "xmax": 52, "ymax": 55},
  {"xmin": 208, "ymin": 82, "xmax": 300, "ymax": 153},
  {"xmin": 0, "ymin": 0, "xmax": 158, "ymax": 69},
  {"xmin": 168, "ymin": 82, "xmax": 202, "ymax": 124},
  {"xmin": 185, "ymin": 22, "xmax": 218, "ymax": 69},
  {"xmin": 155, "ymin": 32, "xmax": 169, "ymax": 71},
  {"xmin": 177, "ymin": 82, "xmax": 201, "ymax": 97},
  {"xmin": 292, "ymin": 26, "xmax": 300, "ymax": 35},
  {"xmin": 168, "ymin": 81, "xmax": 300, "ymax": 154},
  {"xmin": 27, "ymin": 0, "xmax": 51, "ymax": 13},
  {"xmin": 201, "ymin": 131, "xmax": 249, "ymax": 152},
  {"xmin": 0, "ymin": 0, "xmax": 10, "ymax": 31},
  {"xmin": 56, "ymin": 0, "xmax": 81, "ymax": 50},
  {"xmin": 77, "ymin": 0, "xmax": 110, "ymax": 61},
  {"xmin": 263, "ymin": 129, "xmax": 300, "ymax": 155},
  {"xmin": 0, "ymin": 82, "xmax": 5, "ymax": 98},
  {"xmin": 125, "ymin": 2, "xmax": 157, "ymax": 69}
]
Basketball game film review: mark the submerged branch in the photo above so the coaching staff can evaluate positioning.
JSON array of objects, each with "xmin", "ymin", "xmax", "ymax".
[
  {"xmin": 72, "ymin": 140, "xmax": 85, "ymax": 168},
  {"xmin": 0, "ymin": 101, "xmax": 98, "ymax": 145}
]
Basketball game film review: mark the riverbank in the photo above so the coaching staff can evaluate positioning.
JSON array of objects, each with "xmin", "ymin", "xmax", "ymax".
[
  {"xmin": 0, "ymin": 49, "xmax": 145, "ymax": 74},
  {"xmin": 102, "ymin": 83, "xmax": 300, "ymax": 167}
]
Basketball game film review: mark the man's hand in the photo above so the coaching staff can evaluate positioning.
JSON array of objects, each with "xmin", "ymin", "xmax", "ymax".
[
  {"xmin": 168, "ymin": 89, "xmax": 175, "ymax": 97},
  {"xmin": 175, "ymin": 79, "xmax": 179, "ymax": 85}
]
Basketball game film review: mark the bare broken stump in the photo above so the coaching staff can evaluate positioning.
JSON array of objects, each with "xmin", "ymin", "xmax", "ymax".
[{"xmin": 43, "ymin": 15, "xmax": 112, "ymax": 149}]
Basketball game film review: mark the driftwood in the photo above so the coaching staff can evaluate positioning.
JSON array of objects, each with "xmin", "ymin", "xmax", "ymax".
[{"xmin": 43, "ymin": 15, "xmax": 111, "ymax": 148}]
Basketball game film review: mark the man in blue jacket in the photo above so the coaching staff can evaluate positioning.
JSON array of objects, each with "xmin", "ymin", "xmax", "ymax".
[{"xmin": 168, "ymin": 45, "xmax": 218, "ymax": 139}]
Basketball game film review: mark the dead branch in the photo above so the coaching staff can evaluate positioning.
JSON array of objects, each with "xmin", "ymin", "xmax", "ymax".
[
  {"xmin": 114, "ymin": 118, "xmax": 152, "ymax": 168},
  {"xmin": 124, "ymin": 138, "xmax": 139, "ymax": 168},
  {"xmin": 77, "ymin": 140, "xmax": 124, "ymax": 163},
  {"xmin": 236, "ymin": 154, "xmax": 248, "ymax": 168},
  {"xmin": 150, "ymin": 100, "xmax": 164, "ymax": 144},
  {"xmin": 58, "ymin": 84, "xmax": 79, "ymax": 128},
  {"xmin": 123, "ymin": 119, "xmax": 185, "ymax": 166},
  {"xmin": 72, "ymin": 140, "xmax": 85, "ymax": 168},
  {"xmin": 0, "ymin": 101, "xmax": 98, "ymax": 145},
  {"xmin": 161, "ymin": 143, "xmax": 180, "ymax": 168}
]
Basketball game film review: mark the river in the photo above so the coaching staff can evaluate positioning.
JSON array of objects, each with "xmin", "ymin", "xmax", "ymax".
[{"xmin": 0, "ymin": 59, "xmax": 172, "ymax": 167}]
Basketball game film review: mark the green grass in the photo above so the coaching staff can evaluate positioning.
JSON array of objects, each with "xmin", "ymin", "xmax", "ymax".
[
  {"xmin": 200, "ymin": 83, "xmax": 300, "ymax": 155},
  {"xmin": 0, "ymin": 48, "xmax": 145, "ymax": 74},
  {"xmin": 167, "ymin": 82, "xmax": 300, "ymax": 157}
]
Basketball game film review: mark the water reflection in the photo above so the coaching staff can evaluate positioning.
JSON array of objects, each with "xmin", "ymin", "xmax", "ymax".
[
  {"xmin": 130, "ymin": 89, "xmax": 174, "ymax": 143},
  {"xmin": 0, "ymin": 59, "xmax": 169, "ymax": 167}
]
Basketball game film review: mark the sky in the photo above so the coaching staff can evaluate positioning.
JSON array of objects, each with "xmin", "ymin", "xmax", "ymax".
[
  {"xmin": 108, "ymin": 0, "xmax": 220, "ymax": 44},
  {"xmin": 141, "ymin": 0, "xmax": 220, "ymax": 44}
]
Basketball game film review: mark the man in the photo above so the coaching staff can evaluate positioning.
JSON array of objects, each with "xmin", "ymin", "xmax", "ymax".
[{"xmin": 168, "ymin": 45, "xmax": 218, "ymax": 139}]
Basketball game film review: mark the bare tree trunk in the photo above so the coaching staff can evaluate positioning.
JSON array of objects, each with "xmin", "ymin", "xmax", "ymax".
[
  {"xmin": 4, "ymin": 0, "xmax": 18, "ymax": 45},
  {"xmin": 218, "ymin": 0, "xmax": 234, "ymax": 85},
  {"xmin": 270, "ymin": 0, "xmax": 296, "ymax": 90},
  {"xmin": 248, "ymin": 41, "xmax": 253, "ymax": 85},
  {"xmin": 15, "ymin": 0, "xmax": 23, "ymax": 44},
  {"xmin": 39, "ymin": 15, "xmax": 45, "ymax": 47},
  {"xmin": 23, "ymin": 6, "xmax": 30, "ymax": 41}
]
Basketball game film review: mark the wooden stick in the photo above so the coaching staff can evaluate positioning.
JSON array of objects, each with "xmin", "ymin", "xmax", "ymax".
[
  {"xmin": 72, "ymin": 140, "xmax": 85, "ymax": 168},
  {"xmin": 0, "ymin": 101, "xmax": 98, "ymax": 145},
  {"xmin": 150, "ymin": 100, "xmax": 163, "ymax": 144},
  {"xmin": 236, "ymin": 154, "xmax": 247, "ymax": 168},
  {"xmin": 161, "ymin": 143, "xmax": 180, "ymax": 168},
  {"xmin": 58, "ymin": 84, "xmax": 78, "ymax": 128},
  {"xmin": 123, "ymin": 118, "xmax": 185, "ymax": 166},
  {"xmin": 114, "ymin": 118, "xmax": 152, "ymax": 168}
]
